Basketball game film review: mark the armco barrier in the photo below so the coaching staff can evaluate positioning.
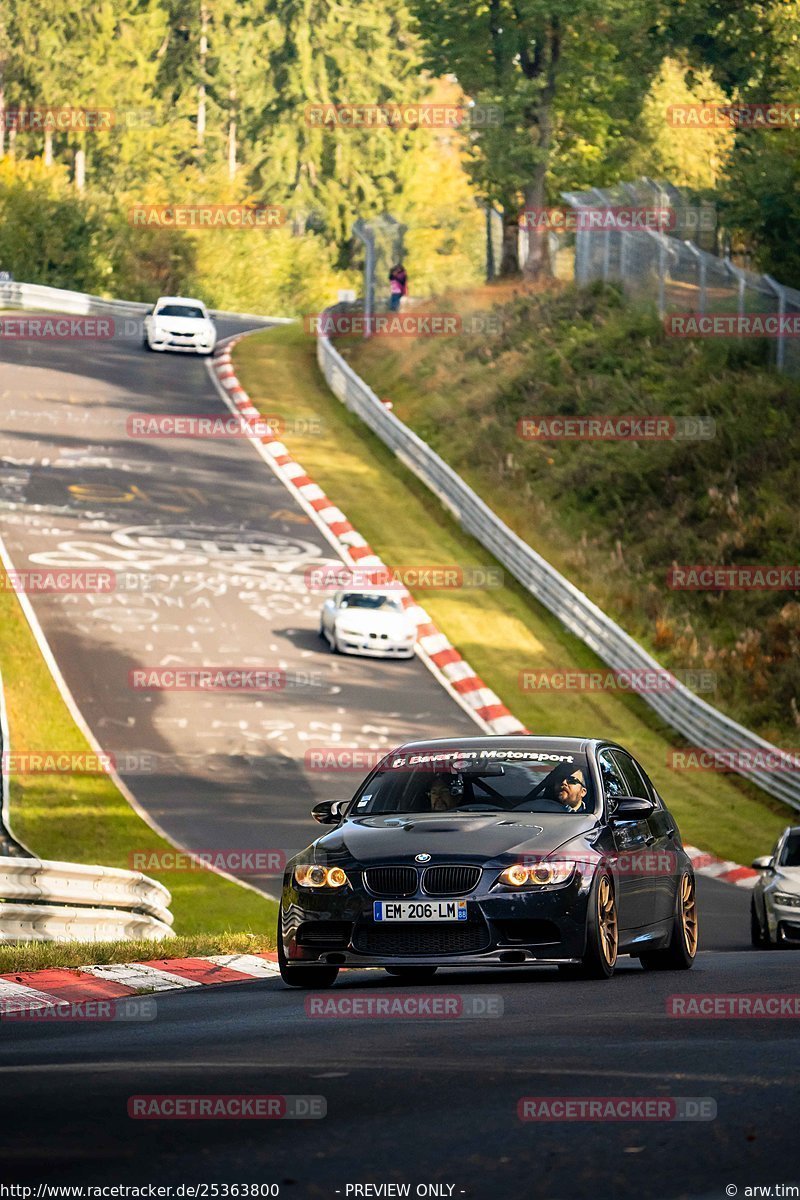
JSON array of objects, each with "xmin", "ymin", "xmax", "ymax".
[
  {"xmin": 0, "ymin": 858, "xmax": 173, "ymax": 942},
  {"xmin": 0, "ymin": 280, "xmax": 291, "ymax": 324},
  {"xmin": 0, "ymin": 642, "xmax": 172, "ymax": 941},
  {"xmin": 316, "ymin": 328, "xmax": 800, "ymax": 813}
]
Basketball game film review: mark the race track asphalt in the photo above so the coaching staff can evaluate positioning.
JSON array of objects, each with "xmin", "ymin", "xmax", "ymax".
[
  {"xmin": 0, "ymin": 881, "xmax": 796, "ymax": 1199},
  {"xmin": 0, "ymin": 316, "xmax": 474, "ymax": 885}
]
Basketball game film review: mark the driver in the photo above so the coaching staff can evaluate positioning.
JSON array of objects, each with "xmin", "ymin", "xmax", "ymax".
[
  {"xmin": 556, "ymin": 768, "xmax": 588, "ymax": 812},
  {"xmin": 430, "ymin": 775, "xmax": 459, "ymax": 812}
]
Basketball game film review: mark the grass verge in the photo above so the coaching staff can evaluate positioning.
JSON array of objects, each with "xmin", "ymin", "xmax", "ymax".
[
  {"xmin": 0, "ymin": 931, "xmax": 275, "ymax": 976},
  {"xmin": 234, "ymin": 321, "xmax": 792, "ymax": 868},
  {"xmin": 0, "ymin": 577, "xmax": 278, "ymax": 936},
  {"xmin": 342, "ymin": 282, "xmax": 800, "ymax": 746}
]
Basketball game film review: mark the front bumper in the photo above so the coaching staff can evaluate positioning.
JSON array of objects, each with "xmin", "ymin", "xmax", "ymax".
[
  {"xmin": 148, "ymin": 332, "xmax": 215, "ymax": 354},
  {"xmin": 335, "ymin": 633, "xmax": 415, "ymax": 658},
  {"xmin": 281, "ymin": 873, "xmax": 591, "ymax": 967}
]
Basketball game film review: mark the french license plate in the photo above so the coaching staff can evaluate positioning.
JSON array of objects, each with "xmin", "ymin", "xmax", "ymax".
[{"xmin": 373, "ymin": 900, "xmax": 467, "ymax": 922}]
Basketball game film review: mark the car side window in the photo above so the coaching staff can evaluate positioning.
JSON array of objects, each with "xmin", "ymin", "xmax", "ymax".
[
  {"xmin": 597, "ymin": 750, "xmax": 628, "ymax": 802},
  {"xmin": 610, "ymin": 751, "xmax": 650, "ymax": 801}
]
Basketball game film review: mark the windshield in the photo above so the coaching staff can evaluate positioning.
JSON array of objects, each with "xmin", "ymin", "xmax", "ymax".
[
  {"xmin": 156, "ymin": 304, "xmax": 205, "ymax": 319},
  {"xmin": 340, "ymin": 593, "xmax": 404, "ymax": 612},
  {"xmin": 350, "ymin": 748, "xmax": 596, "ymax": 816},
  {"xmin": 779, "ymin": 832, "xmax": 800, "ymax": 866}
]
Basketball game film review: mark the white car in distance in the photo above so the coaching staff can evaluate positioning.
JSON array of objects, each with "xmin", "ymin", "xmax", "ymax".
[
  {"xmin": 319, "ymin": 590, "xmax": 416, "ymax": 658},
  {"xmin": 143, "ymin": 296, "xmax": 217, "ymax": 355}
]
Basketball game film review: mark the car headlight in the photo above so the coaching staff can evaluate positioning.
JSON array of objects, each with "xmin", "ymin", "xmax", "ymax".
[
  {"xmin": 337, "ymin": 627, "xmax": 361, "ymax": 637},
  {"xmin": 498, "ymin": 861, "xmax": 576, "ymax": 888},
  {"xmin": 772, "ymin": 891, "xmax": 800, "ymax": 908},
  {"xmin": 294, "ymin": 864, "xmax": 348, "ymax": 889}
]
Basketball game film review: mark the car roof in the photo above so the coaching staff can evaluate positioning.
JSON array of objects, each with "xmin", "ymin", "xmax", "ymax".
[
  {"xmin": 389, "ymin": 735, "xmax": 612, "ymax": 756},
  {"xmin": 154, "ymin": 296, "xmax": 207, "ymax": 307}
]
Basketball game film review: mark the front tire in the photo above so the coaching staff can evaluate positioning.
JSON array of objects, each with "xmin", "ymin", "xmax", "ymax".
[
  {"xmin": 277, "ymin": 913, "xmax": 339, "ymax": 989},
  {"xmin": 562, "ymin": 872, "xmax": 618, "ymax": 980},
  {"xmin": 639, "ymin": 873, "xmax": 698, "ymax": 971},
  {"xmin": 751, "ymin": 896, "xmax": 767, "ymax": 947}
]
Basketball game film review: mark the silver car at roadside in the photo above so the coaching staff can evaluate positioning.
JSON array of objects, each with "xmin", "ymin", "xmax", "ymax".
[{"xmin": 751, "ymin": 825, "xmax": 800, "ymax": 947}]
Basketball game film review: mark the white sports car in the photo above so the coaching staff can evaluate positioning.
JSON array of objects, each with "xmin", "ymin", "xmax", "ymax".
[
  {"xmin": 143, "ymin": 295, "xmax": 217, "ymax": 355},
  {"xmin": 751, "ymin": 825, "xmax": 800, "ymax": 947},
  {"xmin": 319, "ymin": 590, "xmax": 416, "ymax": 658}
]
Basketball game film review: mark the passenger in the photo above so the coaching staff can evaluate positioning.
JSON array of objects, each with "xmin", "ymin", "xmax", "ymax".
[{"xmin": 429, "ymin": 775, "xmax": 458, "ymax": 811}]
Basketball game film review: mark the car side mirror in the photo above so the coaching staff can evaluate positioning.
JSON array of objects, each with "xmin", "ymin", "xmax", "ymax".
[
  {"xmin": 751, "ymin": 855, "xmax": 775, "ymax": 872},
  {"xmin": 610, "ymin": 795, "xmax": 655, "ymax": 820},
  {"xmin": 312, "ymin": 800, "xmax": 349, "ymax": 824}
]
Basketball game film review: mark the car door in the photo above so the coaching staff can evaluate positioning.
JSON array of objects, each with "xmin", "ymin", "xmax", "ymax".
[
  {"xmin": 625, "ymin": 754, "xmax": 681, "ymax": 924},
  {"xmin": 612, "ymin": 749, "xmax": 669, "ymax": 925},
  {"xmin": 598, "ymin": 748, "xmax": 655, "ymax": 929}
]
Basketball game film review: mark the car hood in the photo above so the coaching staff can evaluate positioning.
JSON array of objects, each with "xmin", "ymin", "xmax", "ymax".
[
  {"xmin": 334, "ymin": 609, "xmax": 414, "ymax": 637},
  {"xmin": 306, "ymin": 811, "xmax": 599, "ymax": 865},
  {"xmin": 773, "ymin": 867, "xmax": 800, "ymax": 893},
  {"xmin": 153, "ymin": 315, "xmax": 213, "ymax": 333}
]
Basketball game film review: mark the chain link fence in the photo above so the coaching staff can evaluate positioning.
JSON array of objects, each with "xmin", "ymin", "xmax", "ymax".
[{"xmin": 559, "ymin": 177, "xmax": 800, "ymax": 379}]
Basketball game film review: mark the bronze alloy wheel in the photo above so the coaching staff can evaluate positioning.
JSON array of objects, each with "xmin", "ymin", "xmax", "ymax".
[
  {"xmin": 597, "ymin": 875, "xmax": 618, "ymax": 967},
  {"xmin": 680, "ymin": 873, "xmax": 699, "ymax": 957}
]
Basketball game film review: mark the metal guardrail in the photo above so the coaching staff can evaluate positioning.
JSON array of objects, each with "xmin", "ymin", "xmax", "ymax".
[
  {"xmin": 0, "ymin": 280, "xmax": 290, "ymax": 325},
  {"xmin": 316, "ymin": 329, "xmax": 800, "ymax": 813},
  {"xmin": 0, "ymin": 857, "xmax": 173, "ymax": 943},
  {"xmin": 0, "ymin": 610, "xmax": 172, "ymax": 941},
  {"xmin": 0, "ymin": 856, "xmax": 171, "ymax": 919}
]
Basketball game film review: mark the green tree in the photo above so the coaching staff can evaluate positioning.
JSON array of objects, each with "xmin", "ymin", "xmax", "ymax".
[{"xmin": 410, "ymin": 0, "xmax": 662, "ymax": 277}]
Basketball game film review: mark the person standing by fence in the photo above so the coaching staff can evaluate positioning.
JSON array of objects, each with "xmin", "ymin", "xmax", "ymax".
[{"xmin": 389, "ymin": 263, "xmax": 407, "ymax": 311}]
